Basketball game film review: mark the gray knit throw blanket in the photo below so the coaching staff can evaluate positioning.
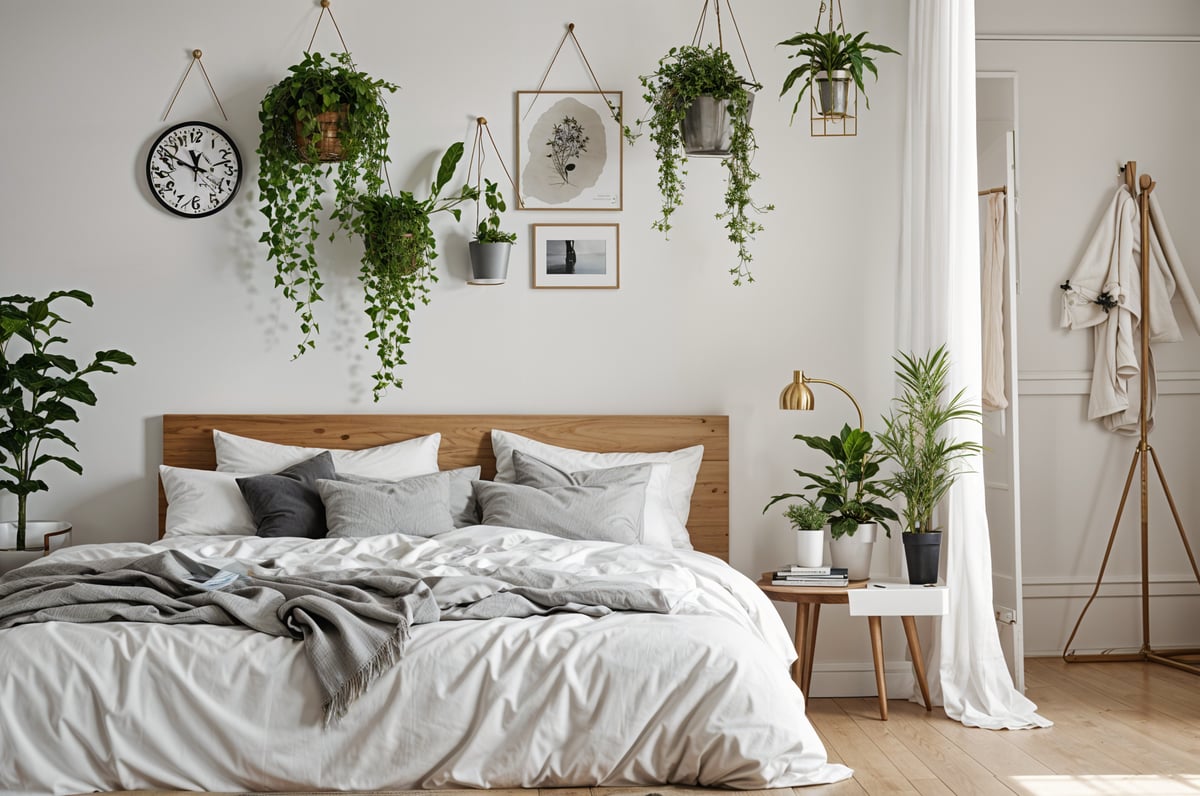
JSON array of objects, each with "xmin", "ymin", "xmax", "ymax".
[{"xmin": 0, "ymin": 549, "xmax": 672, "ymax": 725}]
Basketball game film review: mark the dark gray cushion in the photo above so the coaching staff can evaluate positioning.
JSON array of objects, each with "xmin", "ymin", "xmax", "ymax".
[
  {"xmin": 236, "ymin": 451, "xmax": 337, "ymax": 539},
  {"xmin": 317, "ymin": 471, "xmax": 455, "ymax": 539},
  {"xmin": 473, "ymin": 471, "xmax": 649, "ymax": 545}
]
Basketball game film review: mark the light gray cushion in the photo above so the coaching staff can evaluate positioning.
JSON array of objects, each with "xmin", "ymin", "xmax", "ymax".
[
  {"xmin": 337, "ymin": 466, "xmax": 482, "ymax": 529},
  {"xmin": 236, "ymin": 451, "xmax": 337, "ymax": 539},
  {"xmin": 317, "ymin": 471, "xmax": 455, "ymax": 539},
  {"xmin": 472, "ymin": 472, "xmax": 649, "ymax": 545},
  {"xmin": 511, "ymin": 451, "xmax": 654, "ymax": 542}
]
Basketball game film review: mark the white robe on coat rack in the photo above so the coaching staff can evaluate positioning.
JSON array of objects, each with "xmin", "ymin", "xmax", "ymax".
[{"xmin": 1060, "ymin": 185, "xmax": 1200, "ymax": 435}]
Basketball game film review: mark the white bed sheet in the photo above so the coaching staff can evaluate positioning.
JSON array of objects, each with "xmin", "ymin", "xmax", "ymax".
[{"xmin": 0, "ymin": 527, "xmax": 851, "ymax": 794}]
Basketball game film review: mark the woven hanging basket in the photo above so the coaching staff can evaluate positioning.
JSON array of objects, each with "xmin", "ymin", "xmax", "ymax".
[{"xmin": 295, "ymin": 105, "xmax": 349, "ymax": 162}]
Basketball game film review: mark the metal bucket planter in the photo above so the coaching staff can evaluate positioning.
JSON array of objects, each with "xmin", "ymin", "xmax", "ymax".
[
  {"xmin": 468, "ymin": 241, "xmax": 512, "ymax": 285},
  {"xmin": 815, "ymin": 70, "xmax": 851, "ymax": 117},
  {"xmin": 295, "ymin": 104, "xmax": 349, "ymax": 162},
  {"xmin": 680, "ymin": 92, "xmax": 755, "ymax": 157},
  {"xmin": 0, "ymin": 520, "xmax": 71, "ymax": 575},
  {"xmin": 828, "ymin": 522, "xmax": 876, "ymax": 581},
  {"xmin": 902, "ymin": 531, "xmax": 942, "ymax": 585}
]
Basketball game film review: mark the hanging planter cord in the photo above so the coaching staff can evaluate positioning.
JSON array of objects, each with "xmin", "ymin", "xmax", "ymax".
[
  {"xmin": 466, "ymin": 116, "xmax": 524, "ymax": 228},
  {"xmin": 690, "ymin": 0, "xmax": 757, "ymax": 85},
  {"xmin": 307, "ymin": 0, "xmax": 349, "ymax": 54}
]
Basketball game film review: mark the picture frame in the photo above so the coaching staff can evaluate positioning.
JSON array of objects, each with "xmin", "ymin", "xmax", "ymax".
[
  {"xmin": 532, "ymin": 223, "xmax": 619, "ymax": 289},
  {"xmin": 516, "ymin": 91, "xmax": 623, "ymax": 211}
]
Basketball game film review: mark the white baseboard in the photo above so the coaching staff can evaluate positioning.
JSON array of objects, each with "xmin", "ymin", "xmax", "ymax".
[{"xmin": 804, "ymin": 659, "xmax": 918, "ymax": 699}]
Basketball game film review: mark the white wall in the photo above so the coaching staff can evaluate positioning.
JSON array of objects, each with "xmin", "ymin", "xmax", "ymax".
[
  {"xmin": 977, "ymin": 0, "xmax": 1200, "ymax": 656},
  {"xmin": 0, "ymin": 2, "xmax": 912, "ymax": 690}
]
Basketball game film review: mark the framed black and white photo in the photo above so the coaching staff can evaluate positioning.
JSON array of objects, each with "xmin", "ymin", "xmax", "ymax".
[
  {"xmin": 516, "ymin": 91, "xmax": 623, "ymax": 211},
  {"xmin": 532, "ymin": 223, "xmax": 619, "ymax": 289}
]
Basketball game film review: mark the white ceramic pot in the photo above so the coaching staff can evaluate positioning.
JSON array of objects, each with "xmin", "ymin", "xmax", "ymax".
[
  {"xmin": 794, "ymin": 528, "xmax": 826, "ymax": 568},
  {"xmin": 0, "ymin": 521, "xmax": 72, "ymax": 575},
  {"xmin": 828, "ymin": 522, "xmax": 876, "ymax": 580}
]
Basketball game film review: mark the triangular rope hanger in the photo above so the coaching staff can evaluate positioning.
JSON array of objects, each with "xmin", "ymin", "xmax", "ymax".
[
  {"xmin": 161, "ymin": 49, "xmax": 228, "ymax": 122},
  {"xmin": 523, "ymin": 22, "xmax": 623, "ymax": 128},
  {"xmin": 691, "ymin": 0, "xmax": 757, "ymax": 84},
  {"xmin": 308, "ymin": 0, "xmax": 349, "ymax": 54},
  {"xmin": 466, "ymin": 117, "xmax": 524, "ymax": 217}
]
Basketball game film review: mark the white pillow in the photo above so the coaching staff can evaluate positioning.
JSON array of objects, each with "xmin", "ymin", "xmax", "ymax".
[
  {"xmin": 490, "ymin": 429, "xmax": 704, "ymax": 549},
  {"xmin": 213, "ymin": 430, "xmax": 440, "ymax": 479},
  {"xmin": 159, "ymin": 465, "xmax": 255, "ymax": 537}
]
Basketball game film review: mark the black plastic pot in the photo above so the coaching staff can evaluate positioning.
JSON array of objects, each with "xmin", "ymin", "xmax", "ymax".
[{"xmin": 902, "ymin": 531, "xmax": 942, "ymax": 585}]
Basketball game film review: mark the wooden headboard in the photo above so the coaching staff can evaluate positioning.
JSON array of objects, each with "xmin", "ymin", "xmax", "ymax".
[{"xmin": 161, "ymin": 414, "xmax": 729, "ymax": 560}]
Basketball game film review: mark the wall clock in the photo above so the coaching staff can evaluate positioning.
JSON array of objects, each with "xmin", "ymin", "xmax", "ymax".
[{"xmin": 146, "ymin": 121, "xmax": 242, "ymax": 218}]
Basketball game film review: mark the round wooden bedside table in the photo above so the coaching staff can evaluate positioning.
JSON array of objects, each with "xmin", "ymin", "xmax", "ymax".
[{"xmin": 758, "ymin": 576, "xmax": 945, "ymax": 720}]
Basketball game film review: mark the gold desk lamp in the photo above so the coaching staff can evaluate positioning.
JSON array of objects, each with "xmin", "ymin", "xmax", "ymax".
[{"xmin": 779, "ymin": 370, "xmax": 864, "ymax": 431}]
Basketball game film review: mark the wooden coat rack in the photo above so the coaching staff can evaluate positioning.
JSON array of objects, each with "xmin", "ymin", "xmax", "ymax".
[{"xmin": 1062, "ymin": 161, "xmax": 1200, "ymax": 676}]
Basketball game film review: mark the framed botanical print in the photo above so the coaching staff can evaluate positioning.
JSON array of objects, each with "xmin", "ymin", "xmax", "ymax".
[
  {"xmin": 532, "ymin": 223, "xmax": 619, "ymax": 289},
  {"xmin": 516, "ymin": 91, "xmax": 623, "ymax": 211}
]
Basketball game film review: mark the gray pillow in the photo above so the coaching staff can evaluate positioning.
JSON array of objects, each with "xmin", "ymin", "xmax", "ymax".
[
  {"xmin": 512, "ymin": 451, "xmax": 652, "ymax": 541},
  {"xmin": 338, "ymin": 466, "xmax": 482, "ymax": 528},
  {"xmin": 473, "ymin": 476, "xmax": 648, "ymax": 545},
  {"xmin": 317, "ymin": 471, "xmax": 455, "ymax": 539},
  {"xmin": 236, "ymin": 451, "xmax": 338, "ymax": 539}
]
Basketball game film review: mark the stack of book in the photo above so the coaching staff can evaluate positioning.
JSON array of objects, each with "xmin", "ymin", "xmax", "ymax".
[{"xmin": 770, "ymin": 565, "xmax": 850, "ymax": 587}]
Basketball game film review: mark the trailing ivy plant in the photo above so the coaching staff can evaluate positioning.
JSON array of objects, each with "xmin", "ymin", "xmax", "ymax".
[
  {"xmin": 473, "ymin": 179, "xmax": 517, "ymax": 244},
  {"xmin": 0, "ymin": 291, "xmax": 135, "ymax": 550},
  {"xmin": 258, "ymin": 51, "xmax": 398, "ymax": 358},
  {"xmin": 349, "ymin": 143, "xmax": 478, "ymax": 400},
  {"xmin": 635, "ymin": 44, "xmax": 772, "ymax": 286}
]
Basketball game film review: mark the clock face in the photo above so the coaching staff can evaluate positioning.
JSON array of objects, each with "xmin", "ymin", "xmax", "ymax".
[{"xmin": 146, "ymin": 121, "xmax": 242, "ymax": 217}]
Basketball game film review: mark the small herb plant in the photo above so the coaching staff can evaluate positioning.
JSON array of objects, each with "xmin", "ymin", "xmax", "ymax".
[
  {"xmin": 778, "ymin": 27, "xmax": 899, "ymax": 122},
  {"xmin": 546, "ymin": 116, "xmax": 588, "ymax": 186},
  {"xmin": 765, "ymin": 424, "xmax": 897, "ymax": 540},
  {"xmin": 876, "ymin": 345, "xmax": 982, "ymax": 534},
  {"xmin": 635, "ymin": 44, "xmax": 772, "ymax": 286},
  {"xmin": 348, "ymin": 143, "xmax": 477, "ymax": 401},
  {"xmin": 258, "ymin": 51, "xmax": 398, "ymax": 359},
  {"xmin": 473, "ymin": 179, "xmax": 517, "ymax": 245},
  {"xmin": 0, "ymin": 291, "xmax": 135, "ymax": 550},
  {"xmin": 784, "ymin": 500, "xmax": 830, "ymax": 531}
]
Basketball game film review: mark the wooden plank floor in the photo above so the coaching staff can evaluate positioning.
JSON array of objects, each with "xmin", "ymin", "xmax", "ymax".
[{"xmin": 107, "ymin": 659, "xmax": 1200, "ymax": 795}]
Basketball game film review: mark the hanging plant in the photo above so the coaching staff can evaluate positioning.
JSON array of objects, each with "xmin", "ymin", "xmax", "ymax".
[
  {"xmin": 778, "ymin": 27, "xmax": 899, "ymax": 122},
  {"xmin": 348, "ymin": 143, "xmax": 477, "ymax": 400},
  {"xmin": 257, "ymin": 51, "xmax": 398, "ymax": 358},
  {"xmin": 636, "ymin": 44, "xmax": 772, "ymax": 286}
]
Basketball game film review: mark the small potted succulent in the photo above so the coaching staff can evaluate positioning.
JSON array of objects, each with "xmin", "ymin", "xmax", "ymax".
[
  {"xmin": 0, "ymin": 290, "xmax": 135, "ymax": 573},
  {"xmin": 258, "ymin": 51, "xmax": 398, "ymax": 359},
  {"xmin": 468, "ymin": 179, "xmax": 517, "ymax": 284},
  {"xmin": 778, "ymin": 25, "xmax": 899, "ymax": 120},
  {"xmin": 782, "ymin": 500, "xmax": 829, "ymax": 568},
  {"xmin": 877, "ymin": 345, "xmax": 982, "ymax": 584},
  {"xmin": 348, "ymin": 142, "xmax": 477, "ymax": 400},
  {"xmin": 765, "ymin": 424, "xmax": 896, "ymax": 580},
  {"xmin": 635, "ymin": 43, "xmax": 772, "ymax": 286}
]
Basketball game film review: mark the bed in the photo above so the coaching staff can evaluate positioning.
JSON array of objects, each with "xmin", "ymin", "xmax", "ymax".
[{"xmin": 0, "ymin": 414, "xmax": 851, "ymax": 794}]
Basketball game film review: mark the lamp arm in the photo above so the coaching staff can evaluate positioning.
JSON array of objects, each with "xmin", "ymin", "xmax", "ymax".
[{"xmin": 806, "ymin": 377, "xmax": 864, "ymax": 430}]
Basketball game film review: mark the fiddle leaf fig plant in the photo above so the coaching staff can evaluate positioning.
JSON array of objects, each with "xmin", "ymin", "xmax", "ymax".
[
  {"xmin": 258, "ymin": 51, "xmax": 398, "ymax": 358},
  {"xmin": 778, "ymin": 26, "xmax": 900, "ymax": 122},
  {"xmin": 348, "ymin": 142, "xmax": 478, "ymax": 400},
  {"xmin": 635, "ymin": 44, "xmax": 772, "ymax": 286},
  {"xmin": 0, "ymin": 291, "xmax": 135, "ymax": 550}
]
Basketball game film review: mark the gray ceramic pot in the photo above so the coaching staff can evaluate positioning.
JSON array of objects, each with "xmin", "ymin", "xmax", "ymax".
[{"xmin": 469, "ymin": 241, "xmax": 512, "ymax": 284}]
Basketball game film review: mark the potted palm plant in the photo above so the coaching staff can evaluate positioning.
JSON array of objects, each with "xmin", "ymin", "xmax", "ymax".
[
  {"xmin": 348, "ymin": 142, "xmax": 477, "ymax": 400},
  {"xmin": 258, "ymin": 51, "xmax": 398, "ymax": 359},
  {"xmin": 778, "ymin": 25, "xmax": 899, "ymax": 121},
  {"xmin": 636, "ymin": 43, "xmax": 772, "ymax": 286},
  {"xmin": 468, "ymin": 179, "xmax": 517, "ymax": 284},
  {"xmin": 0, "ymin": 290, "xmax": 135, "ymax": 573},
  {"xmin": 783, "ymin": 500, "xmax": 829, "ymax": 568},
  {"xmin": 876, "ymin": 345, "xmax": 983, "ymax": 584},
  {"xmin": 765, "ymin": 424, "xmax": 896, "ymax": 580}
]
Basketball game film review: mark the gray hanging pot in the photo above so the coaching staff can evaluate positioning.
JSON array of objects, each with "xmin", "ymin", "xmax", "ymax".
[
  {"xmin": 468, "ymin": 241, "xmax": 512, "ymax": 284},
  {"xmin": 815, "ymin": 70, "xmax": 851, "ymax": 117},
  {"xmin": 680, "ymin": 92, "xmax": 755, "ymax": 157}
]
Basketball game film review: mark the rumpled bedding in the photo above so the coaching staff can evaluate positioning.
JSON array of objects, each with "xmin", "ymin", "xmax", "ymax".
[{"xmin": 0, "ymin": 525, "xmax": 852, "ymax": 794}]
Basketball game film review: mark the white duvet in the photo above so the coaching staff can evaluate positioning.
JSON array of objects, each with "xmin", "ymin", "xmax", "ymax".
[{"xmin": 0, "ymin": 526, "xmax": 851, "ymax": 794}]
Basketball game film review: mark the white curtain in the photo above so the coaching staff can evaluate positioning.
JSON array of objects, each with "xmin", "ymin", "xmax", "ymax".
[{"xmin": 898, "ymin": 0, "xmax": 1050, "ymax": 730}]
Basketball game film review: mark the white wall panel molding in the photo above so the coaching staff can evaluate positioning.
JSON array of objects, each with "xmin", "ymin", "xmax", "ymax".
[{"xmin": 1018, "ymin": 371, "xmax": 1200, "ymax": 396}]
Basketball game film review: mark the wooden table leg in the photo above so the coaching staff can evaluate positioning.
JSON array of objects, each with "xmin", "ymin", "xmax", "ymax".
[
  {"xmin": 793, "ymin": 604, "xmax": 809, "ymax": 693},
  {"xmin": 803, "ymin": 604, "xmax": 821, "ymax": 697},
  {"xmin": 902, "ymin": 615, "xmax": 933, "ymax": 711},
  {"xmin": 868, "ymin": 615, "xmax": 888, "ymax": 720}
]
